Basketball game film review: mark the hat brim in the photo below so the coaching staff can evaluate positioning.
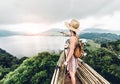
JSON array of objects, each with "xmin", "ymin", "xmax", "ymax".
[{"xmin": 65, "ymin": 22, "xmax": 79, "ymax": 32}]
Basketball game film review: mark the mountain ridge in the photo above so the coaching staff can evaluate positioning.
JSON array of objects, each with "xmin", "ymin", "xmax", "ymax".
[
  {"xmin": 0, "ymin": 29, "xmax": 22, "ymax": 36},
  {"xmin": 40, "ymin": 28, "xmax": 120, "ymax": 35},
  {"xmin": 81, "ymin": 28, "xmax": 120, "ymax": 35},
  {"xmin": 0, "ymin": 28, "xmax": 120, "ymax": 36}
]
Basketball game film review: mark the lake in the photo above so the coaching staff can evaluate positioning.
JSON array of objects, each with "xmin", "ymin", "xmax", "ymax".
[{"xmin": 0, "ymin": 36, "xmax": 69, "ymax": 58}]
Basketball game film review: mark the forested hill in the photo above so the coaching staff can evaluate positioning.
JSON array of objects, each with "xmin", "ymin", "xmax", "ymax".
[
  {"xmin": 80, "ymin": 33, "xmax": 120, "ymax": 43},
  {"xmin": 0, "ymin": 52, "xmax": 59, "ymax": 84},
  {"xmin": 0, "ymin": 48, "xmax": 27, "ymax": 80},
  {"xmin": 101, "ymin": 40, "xmax": 120, "ymax": 55},
  {"xmin": 0, "ymin": 48, "xmax": 19, "ymax": 68}
]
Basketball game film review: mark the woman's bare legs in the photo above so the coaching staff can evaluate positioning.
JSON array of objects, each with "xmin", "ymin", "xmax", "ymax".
[
  {"xmin": 69, "ymin": 71, "xmax": 76, "ymax": 84},
  {"xmin": 65, "ymin": 50, "xmax": 76, "ymax": 84}
]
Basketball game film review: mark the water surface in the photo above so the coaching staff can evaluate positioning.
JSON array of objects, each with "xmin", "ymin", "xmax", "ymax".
[{"xmin": 0, "ymin": 36, "xmax": 68, "ymax": 58}]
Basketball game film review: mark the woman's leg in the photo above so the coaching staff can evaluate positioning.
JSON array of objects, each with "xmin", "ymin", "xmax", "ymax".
[{"xmin": 69, "ymin": 71, "xmax": 76, "ymax": 84}]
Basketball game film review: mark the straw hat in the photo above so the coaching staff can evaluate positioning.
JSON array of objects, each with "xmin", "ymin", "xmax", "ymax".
[{"xmin": 65, "ymin": 19, "xmax": 80, "ymax": 32}]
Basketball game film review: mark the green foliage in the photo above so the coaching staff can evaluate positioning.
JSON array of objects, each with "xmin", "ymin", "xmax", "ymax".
[
  {"xmin": 0, "ymin": 48, "xmax": 27, "ymax": 80},
  {"xmin": 0, "ymin": 48, "xmax": 19, "ymax": 68},
  {"xmin": 85, "ymin": 40, "xmax": 101, "ymax": 51},
  {"xmin": 101, "ymin": 40, "xmax": 120, "ymax": 52},
  {"xmin": 31, "ymin": 70, "xmax": 47, "ymax": 84},
  {"xmin": 0, "ymin": 66, "xmax": 10, "ymax": 80},
  {"xmin": 0, "ymin": 51, "xmax": 59, "ymax": 84},
  {"xmin": 83, "ymin": 40, "xmax": 120, "ymax": 84}
]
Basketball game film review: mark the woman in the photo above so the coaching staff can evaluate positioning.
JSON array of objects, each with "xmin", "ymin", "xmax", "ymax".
[{"xmin": 64, "ymin": 19, "xmax": 80, "ymax": 84}]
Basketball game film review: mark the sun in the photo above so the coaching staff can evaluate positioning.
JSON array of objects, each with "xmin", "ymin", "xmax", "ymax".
[{"xmin": 10, "ymin": 23, "xmax": 50, "ymax": 34}]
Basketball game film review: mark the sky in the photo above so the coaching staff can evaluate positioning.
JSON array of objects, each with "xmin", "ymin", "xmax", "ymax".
[{"xmin": 0, "ymin": 0, "xmax": 120, "ymax": 34}]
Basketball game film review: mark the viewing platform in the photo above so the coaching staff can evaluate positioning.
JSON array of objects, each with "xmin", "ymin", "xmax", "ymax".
[{"xmin": 51, "ymin": 52, "xmax": 110, "ymax": 84}]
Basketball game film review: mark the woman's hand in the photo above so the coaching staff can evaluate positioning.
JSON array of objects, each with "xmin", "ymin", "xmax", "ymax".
[{"xmin": 64, "ymin": 61, "xmax": 68, "ymax": 66}]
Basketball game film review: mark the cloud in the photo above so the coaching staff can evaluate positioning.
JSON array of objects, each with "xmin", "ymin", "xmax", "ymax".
[
  {"xmin": 0, "ymin": 23, "xmax": 51, "ymax": 34},
  {"xmin": 80, "ymin": 11, "xmax": 120, "ymax": 32},
  {"xmin": 0, "ymin": 0, "xmax": 120, "ymax": 24}
]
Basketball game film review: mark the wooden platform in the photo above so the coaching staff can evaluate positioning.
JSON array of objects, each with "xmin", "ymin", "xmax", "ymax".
[{"xmin": 51, "ymin": 52, "xmax": 110, "ymax": 84}]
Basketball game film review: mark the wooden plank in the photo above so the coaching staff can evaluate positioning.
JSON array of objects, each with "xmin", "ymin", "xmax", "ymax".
[
  {"xmin": 78, "ymin": 61, "xmax": 101, "ymax": 84},
  {"xmin": 82, "ymin": 62, "xmax": 110, "ymax": 84},
  {"xmin": 51, "ymin": 68, "xmax": 57, "ymax": 84},
  {"xmin": 78, "ymin": 59, "xmax": 110, "ymax": 84}
]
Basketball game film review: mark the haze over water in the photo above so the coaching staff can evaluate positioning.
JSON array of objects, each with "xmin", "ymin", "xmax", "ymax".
[{"xmin": 0, "ymin": 36, "xmax": 68, "ymax": 58}]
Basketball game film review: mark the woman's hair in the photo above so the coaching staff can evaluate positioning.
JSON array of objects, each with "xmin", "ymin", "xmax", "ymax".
[
  {"xmin": 70, "ymin": 30, "xmax": 76, "ymax": 35},
  {"xmin": 73, "ymin": 31, "xmax": 76, "ymax": 35}
]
